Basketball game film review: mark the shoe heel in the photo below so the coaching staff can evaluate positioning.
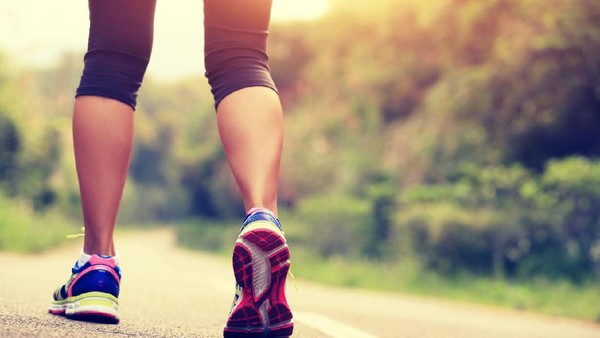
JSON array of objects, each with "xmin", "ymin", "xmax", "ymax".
[
  {"xmin": 267, "ymin": 246, "xmax": 292, "ymax": 325},
  {"xmin": 65, "ymin": 291, "xmax": 119, "ymax": 324},
  {"xmin": 229, "ymin": 228, "xmax": 293, "ymax": 336}
]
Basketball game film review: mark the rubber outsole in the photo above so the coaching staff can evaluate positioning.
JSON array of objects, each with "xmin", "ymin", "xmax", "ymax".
[
  {"xmin": 49, "ymin": 309, "xmax": 119, "ymax": 324},
  {"xmin": 49, "ymin": 292, "xmax": 119, "ymax": 324},
  {"xmin": 224, "ymin": 227, "xmax": 293, "ymax": 338}
]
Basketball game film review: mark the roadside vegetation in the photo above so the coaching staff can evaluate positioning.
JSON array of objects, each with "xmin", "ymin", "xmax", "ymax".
[
  {"xmin": 1, "ymin": 0, "xmax": 599, "ymax": 322},
  {"xmin": 0, "ymin": 191, "xmax": 73, "ymax": 252}
]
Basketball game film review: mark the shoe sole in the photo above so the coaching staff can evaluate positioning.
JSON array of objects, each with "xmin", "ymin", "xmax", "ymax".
[
  {"xmin": 49, "ymin": 291, "xmax": 119, "ymax": 324},
  {"xmin": 224, "ymin": 225, "xmax": 293, "ymax": 338}
]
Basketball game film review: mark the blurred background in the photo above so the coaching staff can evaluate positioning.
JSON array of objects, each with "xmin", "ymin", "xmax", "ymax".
[{"xmin": 1, "ymin": 0, "xmax": 599, "ymax": 322}]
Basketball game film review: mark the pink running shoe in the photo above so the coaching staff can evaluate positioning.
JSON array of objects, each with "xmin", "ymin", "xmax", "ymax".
[
  {"xmin": 224, "ymin": 209, "xmax": 293, "ymax": 338},
  {"xmin": 49, "ymin": 254, "xmax": 121, "ymax": 324}
]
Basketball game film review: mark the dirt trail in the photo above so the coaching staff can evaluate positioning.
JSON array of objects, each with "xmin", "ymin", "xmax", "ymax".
[{"xmin": 1, "ymin": 228, "xmax": 599, "ymax": 337}]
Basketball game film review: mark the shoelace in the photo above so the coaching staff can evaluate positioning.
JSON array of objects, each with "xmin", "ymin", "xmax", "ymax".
[
  {"xmin": 66, "ymin": 227, "xmax": 85, "ymax": 239},
  {"xmin": 288, "ymin": 269, "xmax": 299, "ymax": 291}
]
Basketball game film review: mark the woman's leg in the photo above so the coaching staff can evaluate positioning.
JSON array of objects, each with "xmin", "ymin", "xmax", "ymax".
[
  {"xmin": 216, "ymin": 87, "xmax": 283, "ymax": 215},
  {"xmin": 204, "ymin": 0, "xmax": 282, "ymax": 215},
  {"xmin": 50, "ymin": 0, "xmax": 155, "ymax": 323},
  {"xmin": 204, "ymin": 1, "xmax": 293, "ymax": 336},
  {"xmin": 75, "ymin": 0, "xmax": 156, "ymax": 255},
  {"xmin": 74, "ymin": 97, "xmax": 134, "ymax": 256}
]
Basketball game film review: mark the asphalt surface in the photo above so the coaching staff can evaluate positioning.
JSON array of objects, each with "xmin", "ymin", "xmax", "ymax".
[{"xmin": 1, "ymin": 228, "xmax": 600, "ymax": 338}]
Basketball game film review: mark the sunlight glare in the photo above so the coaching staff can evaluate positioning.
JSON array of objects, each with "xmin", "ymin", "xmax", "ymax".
[{"xmin": 0, "ymin": 0, "xmax": 331, "ymax": 80}]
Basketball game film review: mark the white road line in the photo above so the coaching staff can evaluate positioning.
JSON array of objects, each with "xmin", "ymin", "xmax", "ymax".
[{"xmin": 294, "ymin": 311, "xmax": 379, "ymax": 338}]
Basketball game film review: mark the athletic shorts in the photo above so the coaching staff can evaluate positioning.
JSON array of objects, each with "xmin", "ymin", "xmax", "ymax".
[{"xmin": 76, "ymin": 0, "xmax": 277, "ymax": 109}]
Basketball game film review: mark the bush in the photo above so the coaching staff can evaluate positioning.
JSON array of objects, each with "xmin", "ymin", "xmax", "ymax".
[
  {"xmin": 395, "ymin": 158, "xmax": 600, "ymax": 282},
  {"xmin": 176, "ymin": 218, "xmax": 238, "ymax": 254},
  {"xmin": 396, "ymin": 202, "xmax": 519, "ymax": 277},
  {"xmin": 293, "ymin": 194, "xmax": 371, "ymax": 258},
  {"xmin": 537, "ymin": 158, "xmax": 600, "ymax": 281},
  {"xmin": 0, "ymin": 190, "xmax": 73, "ymax": 252}
]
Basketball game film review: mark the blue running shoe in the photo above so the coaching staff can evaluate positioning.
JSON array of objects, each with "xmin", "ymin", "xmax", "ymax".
[
  {"xmin": 49, "ymin": 255, "xmax": 121, "ymax": 324},
  {"xmin": 224, "ymin": 209, "xmax": 294, "ymax": 337}
]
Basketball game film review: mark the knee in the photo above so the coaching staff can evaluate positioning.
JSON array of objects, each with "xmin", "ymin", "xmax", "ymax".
[
  {"xmin": 76, "ymin": 49, "xmax": 151, "ymax": 110},
  {"xmin": 77, "ymin": 0, "xmax": 156, "ymax": 110},
  {"xmin": 204, "ymin": 26, "xmax": 277, "ymax": 108}
]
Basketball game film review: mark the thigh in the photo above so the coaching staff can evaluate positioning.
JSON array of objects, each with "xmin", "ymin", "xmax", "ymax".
[
  {"xmin": 87, "ymin": 0, "xmax": 156, "ymax": 57},
  {"xmin": 203, "ymin": 0, "xmax": 273, "ymax": 32}
]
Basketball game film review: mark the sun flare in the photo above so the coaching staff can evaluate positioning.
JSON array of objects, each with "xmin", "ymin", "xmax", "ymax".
[{"xmin": 0, "ymin": 0, "xmax": 332, "ymax": 79}]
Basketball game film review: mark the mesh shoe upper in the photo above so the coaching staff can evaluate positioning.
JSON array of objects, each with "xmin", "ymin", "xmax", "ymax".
[
  {"xmin": 241, "ymin": 209, "xmax": 283, "ymax": 232},
  {"xmin": 54, "ymin": 255, "xmax": 121, "ymax": 301}
]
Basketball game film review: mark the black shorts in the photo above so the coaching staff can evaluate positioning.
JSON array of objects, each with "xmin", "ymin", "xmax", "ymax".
[{"xmin": 76, "ymin": 0, "xmax": 277, "ymax": 109}]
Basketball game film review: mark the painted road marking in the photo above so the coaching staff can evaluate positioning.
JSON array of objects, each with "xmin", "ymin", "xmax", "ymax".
[{"xmin": 294, "ymin": 311, "xmax": 379, "ymax": 338}]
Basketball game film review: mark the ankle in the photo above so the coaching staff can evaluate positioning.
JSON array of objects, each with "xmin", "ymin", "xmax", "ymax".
[
  {"xmin": 77, "ymin": 250, "xmax": 121, "ymax": 268},
  {"xmin": 246, "ymin": 202, "xmax": 278, "ymax": 217},
  {"xmin": 83, "ymin": 241, "xmax": 116, "ymax": 257},
  {"xmin": 247, "ymin": 207, "xmax": 277, "ymax": 217}
]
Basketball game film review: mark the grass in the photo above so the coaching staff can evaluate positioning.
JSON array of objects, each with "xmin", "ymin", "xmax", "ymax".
[
  {"xmin": 291, "ymin": 248, "xmax": 600, "ymax": 322},
  {"xmin": 175, "ymin": 220, "xmax": 600, "ymax": 323},
  {"xmin": 0, "ymin": 194, "xmax": 76, "ymax": 253}
]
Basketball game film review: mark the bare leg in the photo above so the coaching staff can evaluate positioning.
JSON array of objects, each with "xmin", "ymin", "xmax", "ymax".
[
  {"xmin": 73, "ymin": 96, "xmax": 134, "ymax": 256},
  {"xmin": 216, "ymin": 87, "xmax": 283, "ymax": 215}
]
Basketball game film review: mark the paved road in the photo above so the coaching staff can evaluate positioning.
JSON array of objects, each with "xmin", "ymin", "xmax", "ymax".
[{"xmin": 1, "ymin": 228, "xmax": 600, "ymax": 338}]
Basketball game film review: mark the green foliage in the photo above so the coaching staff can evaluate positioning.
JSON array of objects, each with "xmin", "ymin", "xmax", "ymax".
[
  {"xmin": 0, "ymin": 113, "xmax": 19, "ymax": 184},
  {"xmin": 293, "ymin": 194, "xmax": 371, "ymax": 258},
  {"xmin": 0, "ymin": 53, "xmax": 79, "ymax": 253},
  {"xmin": 0, "ymin": 190, "xmax": 73, "ymax": 252},
  {"xmin": 364, "ymin": 174, "xmax": 398, "ymax": 258},
  {"xmin": 0, "ymin": 52, "xmax": 79, "ymax": 215},
  {"xmin": 393, "ymin": 158, "xmax": 600, "ymax": 282},
  {"xmin": 397, "ymin": 202, "xmax": 505, "ymax": 276},
  {"xmin": 538, "ymin": 158, "xmax": 600, "ymax": 279},
  {"xmin": 400, "ymin": 0, "xmax": 600, "ymax": 176},
  {"xmin": 176, "ymin": 218, "xmax": 238, "ymax": 254}
]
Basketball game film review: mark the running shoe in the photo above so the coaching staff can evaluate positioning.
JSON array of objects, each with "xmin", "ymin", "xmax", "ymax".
[
  {"xmin": 49, "ymin": 255, "xmax": 121, "ymax": 324},
  {"xmin": 224, "ymin": 209, "xmax": 294, "ymax": 338}
]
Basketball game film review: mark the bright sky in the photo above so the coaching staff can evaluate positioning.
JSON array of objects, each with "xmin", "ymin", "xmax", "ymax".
[{"xmin": 0, "ymin": 0, "xmax": 331, "ymax": 80}]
